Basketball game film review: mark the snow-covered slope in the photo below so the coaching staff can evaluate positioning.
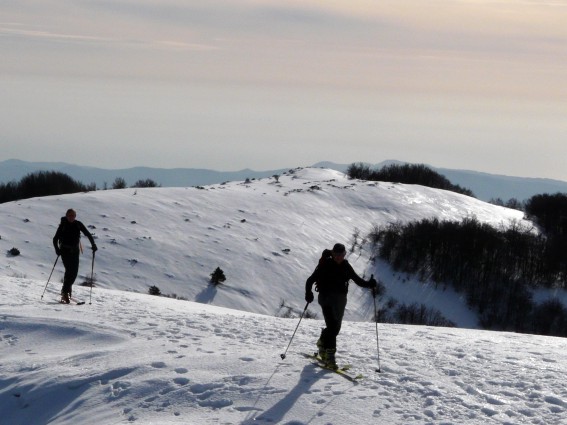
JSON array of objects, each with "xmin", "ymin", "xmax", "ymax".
[
  {"xmin": 1, "ymin": 276, "xmax": 566, "ymax": 425},
  {"xmin": 2, "ymin": 168, "xmax": 566, "ymax": 425},
  {"xmin": 0, "ymin": 168, "xmax": 528, "ymax": 326},
  {"xmin": 0, "ymin": 168, "xmax": 523, "ymax": 327}
]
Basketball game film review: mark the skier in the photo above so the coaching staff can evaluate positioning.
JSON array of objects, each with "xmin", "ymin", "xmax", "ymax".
[
  {"xmin": 305, "ymin": 243, "xmax": 377, "ymax": 369},
  {"xmin": 52, "ymin": 209, "xmax": 97, "ymax": 303}
]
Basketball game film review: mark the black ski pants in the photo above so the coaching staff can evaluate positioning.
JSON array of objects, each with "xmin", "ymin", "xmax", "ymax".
[
  {"xmin": 318, "ymin": 292, "xmax": 347, "ymax": 350},
  {"xmin": 60, "ymin": 245, "xmax": 80, "ymax": 295}
]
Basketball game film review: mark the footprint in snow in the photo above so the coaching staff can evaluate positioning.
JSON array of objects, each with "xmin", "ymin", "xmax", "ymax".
[{"xmin": 2, "ymin": 334, "xmax": 19, "ymax": 346}]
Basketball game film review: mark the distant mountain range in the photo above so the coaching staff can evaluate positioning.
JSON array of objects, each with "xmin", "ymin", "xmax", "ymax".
[{"xmin": 1, "ymin": 158, "xmax": 566, "ymax": 202}]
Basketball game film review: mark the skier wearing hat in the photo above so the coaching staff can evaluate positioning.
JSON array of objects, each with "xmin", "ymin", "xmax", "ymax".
[
  {"xmin": 53, "ymin": 208, "xmax": 97, "ymax": 304},
  {"xmin": 305, "ymin": 243, "xmax": 377, "ymax": 369}
]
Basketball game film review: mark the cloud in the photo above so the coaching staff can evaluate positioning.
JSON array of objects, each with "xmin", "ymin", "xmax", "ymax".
[
  {"xmin": 2, "ymin": 0, "xmax": 566, "ymax": 99},
  {"xmin": 1, "ymin": 27, "xmax": 112, "ymax": 44},
  {"xmin": 0, "ymin": 25, "xmax": 217, "ymax": 52}
]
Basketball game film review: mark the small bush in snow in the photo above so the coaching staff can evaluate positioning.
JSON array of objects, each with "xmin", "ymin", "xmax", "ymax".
[
  {"xmin": 132, "ymin": 178, "xmax": 160, "ymax": 188},
  {"xmin": 148, "ymin": 285, "xmax": 161, "ymax": 296},
  {"xmin": 8, "ymin": 247, "xmax": 20, "ymax": 256},
  {"xmin": 210, "ymin": 267, "xmax": 226, "ymax": 285},
  {"xmin": 112, "ymin": 177, "xmax": 127, "ymax": 189},
  {"xmin": 80, "ymin": 274, "xmax": 97, "ymax": 288}
]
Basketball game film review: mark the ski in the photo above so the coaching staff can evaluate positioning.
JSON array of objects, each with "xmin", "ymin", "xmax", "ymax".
[
  {"xmin": 58, "ymin": 298, "xmax": 85, "ymax": 305},
  {"xmin": 301, "ymin": 353, "xmax": 363, "ymax": 382},
  {"xmin": 303, "ymin": 352, "xmax": 353, "ymax": 372},
  {"xmin": 70, "ymin": 296, "xmax": 85, "ymax": 305}
]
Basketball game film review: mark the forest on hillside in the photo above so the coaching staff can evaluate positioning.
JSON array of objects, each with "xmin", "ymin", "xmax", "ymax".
[
  {"xmin": 0, "ymin": 171, "xmax": 159, "ymax": 203},
  {"xmin": 346, "ymin": 162, "xmax": 566, "ymax": 336},
  {"xmin": 368, "ymin": 196, "xmax": 567, "ymax": 337},
  {"xmin": 347, "ymin": 162, "xmax": 474, "ymax": 197}
]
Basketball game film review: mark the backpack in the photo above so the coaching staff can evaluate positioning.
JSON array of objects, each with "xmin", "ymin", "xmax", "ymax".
[
  {"xmin": 314, "ymin": 249, "xmax": 333, "ymax": 292},
  {"xmin": 319, "ymin": 249, "xmax": 333, "ymax": 264},
  {"xmin": 318, "ymin": 249, "xmax": 333, "ymax": 266}
]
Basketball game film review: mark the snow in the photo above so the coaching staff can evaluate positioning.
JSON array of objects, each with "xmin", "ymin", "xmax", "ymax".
[
  {"xmin": 0, "ymin": 168, "xmax": 529, "ymax": 325},
  {"xmin": 1, "ymin": 167, "xmax": 566, "ymax": 424},
  {"xmin": 2, "ymin": 280, "xmax": 566, "ymax": 425}
]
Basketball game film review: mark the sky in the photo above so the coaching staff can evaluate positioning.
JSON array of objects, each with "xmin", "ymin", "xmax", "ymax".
[
  {"xmin": 1, "ymin": 168, "xmax": 567, "ymax": 424},
  {"xmin": 1, "ymin": 0, "xmax": 567, "ymax": 180}
]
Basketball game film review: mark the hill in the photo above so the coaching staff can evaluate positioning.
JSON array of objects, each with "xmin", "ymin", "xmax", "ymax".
[
  {"xmin": 1, "ymin": 167, "xmax": 535, "ymax": 328},
  {"xmin": 2, "ymin": 167, "xmax": 567, "ymax": 424}
]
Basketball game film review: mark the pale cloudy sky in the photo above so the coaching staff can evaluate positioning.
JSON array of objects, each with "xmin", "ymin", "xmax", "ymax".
[{"xmin": 1, "ymin": 0, "xmax": 566, "ymax": 180}]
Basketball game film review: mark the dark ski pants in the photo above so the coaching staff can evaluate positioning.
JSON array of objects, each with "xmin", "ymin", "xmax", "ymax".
[
  {"xmin": 60, "ymin": 246, "xmax": 80, "ymax": 295},
  {"xmin": 318, "ymin": 292, "xmax": 347, "ymax": 350}
]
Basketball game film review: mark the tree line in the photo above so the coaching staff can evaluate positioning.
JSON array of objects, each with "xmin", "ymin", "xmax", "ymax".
[
  {"xmin": 0, "ymin": 171, "xmax": 160, "ymax": 203},
  {"xmin": 347, "ymin": 162, "xmax": 474, "ymax": 197},
  {"xmin": 369, "ymin": 207, "xmax": 567, "ymax": 337},
  {"xmin": 0, "ymin": 171, "xmax": 95, "ymax": 203},
  {"xmin": 347, "ymin": 161, "xmax": 566, "ymax": 336},
  {"xmin": 525, "ymin": 193, "xmax": 567, "ymax": 285}
]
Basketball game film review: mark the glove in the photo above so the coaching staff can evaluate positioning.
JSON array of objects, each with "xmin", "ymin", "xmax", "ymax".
[
  {"xmin": 368, "ymin": 275, "xmax": 378, "ymax": 298},
  {"xmin": 92, "ymin": 244, "xmax": 98, "ymax": 252},
  {"xmin": 305, "ymin": 290, "xmax": 314, "ymax": 303},
  {"xmin": 55, "ymin": 248, "xmax": 61, "ymax": 256}
]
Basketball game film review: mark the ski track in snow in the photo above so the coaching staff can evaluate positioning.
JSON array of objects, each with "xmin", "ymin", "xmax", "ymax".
[{"xmin": 1, "ymin": 277, "xmax": 566, "ymax": 425}]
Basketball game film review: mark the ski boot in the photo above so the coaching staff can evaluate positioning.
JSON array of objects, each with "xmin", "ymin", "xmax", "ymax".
[
  {"xmin": 61, "ymin": 292, "xmax": 70, "ymax": 304},
  {"xmin": 316, "ymin": 338, "xmax": 326, "ymax": 361},
  {"xmin": 324, "ymin": 348, "xmax": 338, "ymax": 370}
]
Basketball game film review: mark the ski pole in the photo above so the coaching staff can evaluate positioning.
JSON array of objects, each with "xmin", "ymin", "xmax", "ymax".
[
  {"xmin": 89, "ymin": 250, "xmax": 95, "ymax": 305},
  {"xmin": 280, "ymin": 302, "xmax": 310, "ymax": 360},
  {"xmin": 373, "ymin": 289, "xmax": 382, "ymax": 373},
  {"xmin": 41, "ymin": 255, "xmax": 59, "ymax": 300}
]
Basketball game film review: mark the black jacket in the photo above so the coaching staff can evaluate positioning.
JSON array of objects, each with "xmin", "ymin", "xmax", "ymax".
[
  {"xmin": 53, "ymin": 217, "xmax": 95, "ymax": 250},
  {"xmin": 305, "ymin": 257, "xmax": 370, "ymax": 295}
]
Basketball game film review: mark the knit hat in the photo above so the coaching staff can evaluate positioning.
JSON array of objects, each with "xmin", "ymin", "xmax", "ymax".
[{"xmin": 332, "ymin": 243, "xmax": 346, "ymax": 254}]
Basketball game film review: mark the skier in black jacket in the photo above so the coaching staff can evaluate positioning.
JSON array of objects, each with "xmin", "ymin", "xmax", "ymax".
[
  {"xmin": 305, "ymin": 243, "xmax": 376, "ymax": 369},
  {"xmin": 52, "ymin": 209, "xmax": 97, "ymax": 303}
]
